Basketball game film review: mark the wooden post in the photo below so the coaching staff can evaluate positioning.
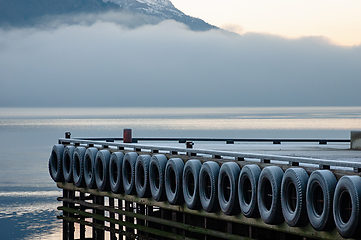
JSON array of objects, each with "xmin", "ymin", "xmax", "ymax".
[
  {"xmin": 137, "ymin": 204, "xmax": 146, "ymax": 237},
  {"xmin": 63, "ymin": 190, "xmax": 69, "ymax": 240},
  {"xmin": 69, "ymin": 190, "xmax": 75, "ymax": 240},
  {"xmin": 93, "ymin": 195, "xmax": 104, "ymax": 240},
  {"xmin": 125, "ymin": 200, "xmax": 134, "ymax": 239},
  {"xmin": 63, "ymin": 189, "xmax": 74, "ymax": 240},
  {"xmin": 172, "ymin": 211, "xmax": 177, "ymax": 234},
  {"xmin": 123, "ymin": 129, "xmax": 132, "ymax": 143},
  {"xmin": 351, "ymin": 131, "xmax": 361, "ymax": 150},
  {"xmin": 80, "ymin": 193, "xmax": 86, "ymax": 240},
  {"xmin": 109, "ymin": 197, "xmax": 117, "ymax": 240}
]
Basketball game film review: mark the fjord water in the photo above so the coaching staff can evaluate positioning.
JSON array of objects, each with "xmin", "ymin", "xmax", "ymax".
[{"xmin": 0, "ymin": 107, "xmax": 360, "ymax": 239}]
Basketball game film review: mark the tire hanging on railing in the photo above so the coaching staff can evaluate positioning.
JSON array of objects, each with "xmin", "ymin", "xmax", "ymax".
[
  {"xmin": 182, "ymin": 159, "xmax": 202, "ymax": 210},
  {"xmin": 122, "ymin": 152, "xmax": 139, "ymax": 195},
  {"xmin": 165, "ymin": 158, "xmax": 185, "ymax": 205},
  {"xmin": 149, "ymin": 154, "xmax": 168, "ymax": 201},
  {"xmin": 333, "ymin": 175, "xmax": 361, "ymax": 238},
  {"xmin": 95, "ymin": 149, "xmax": 111, "ymax": 191},
  {"xmin": 281, "ymin": 168, "xmax": 309, "ymax": 227},
  {"xmin": 49, "ymin": 144, "xmax": 65, "ymax": 182},
  {"xmin": 218, "ymin": 162, "xmax": 241, "ymax": 215},
  {"xmin": 238, "ymin": 164, "xmax": 261, "ymax": 218},
  {"xmin": 199, "ymin": 161, "xmax": 220, "ymax": 213},
  {"xmin": 73, "ymin": 147, "xmax": 87, "ymax": 187},
  {"xmin": 109, "ymin": 152, "xmax": 125, "ymax": 194},
  {"xmin": 257, "ymin": 166, "xmax": 284, "ymax": 225},
  {"xmin": 135, "ymin": 155, "xmax": 152, "ymax": 198},
  {"xmin": 84, "ymin": 147, "xmax": 98, "ymax": 189},
  {"xmin": 306, "ymin": 170, "xmax": 337, "ymax": 231},
  {"xmin": 62, "ymin": 146, "xmax": 75, "ymax": 183}
]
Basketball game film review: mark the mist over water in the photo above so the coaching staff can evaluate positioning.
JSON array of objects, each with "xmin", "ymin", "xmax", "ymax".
[
  {"xmin": 0, "ymin": 106, "xmax": 360, "ymax": 239},
  {"xmin": 0, "ymin": 16, "xmax": 360, "ymax": 108}
]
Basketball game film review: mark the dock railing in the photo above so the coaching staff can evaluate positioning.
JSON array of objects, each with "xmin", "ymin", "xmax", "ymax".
[
  {"xmin": 72, "ymin": 137, "xmax": 350, "ymax": 145},
  {"xmin": 59, "ymin": 137, "xmax": 359, "ymax": 173}
]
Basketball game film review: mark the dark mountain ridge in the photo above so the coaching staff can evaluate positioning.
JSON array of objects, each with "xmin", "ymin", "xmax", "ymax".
[
  {"xmin": 0, "ymin": 0, "xmax": 121, "ymax": 26},
  {"xmin": 0, "ymin": 0, "xmax": 216, "ymax": 31}
]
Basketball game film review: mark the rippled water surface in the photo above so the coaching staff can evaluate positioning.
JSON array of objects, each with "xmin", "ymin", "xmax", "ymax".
[{"xmin": 0, "ymin": 107, "xmax": 360, "ymax": 239}]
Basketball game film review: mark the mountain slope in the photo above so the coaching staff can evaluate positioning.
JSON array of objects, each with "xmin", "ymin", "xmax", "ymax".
[
  {"xmin": 109, "ymin": 0, "xmax": 215, "ymax": 31},
  {"xmin": 0, "ymin": 0, "xmax": 121, "ymax": 26},
  {"xmin": 0, "ymin": 0, "xmax": 216, "ymax": 31}
]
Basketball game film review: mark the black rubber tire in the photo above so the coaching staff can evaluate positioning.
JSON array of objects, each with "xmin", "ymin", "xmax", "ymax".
[
  {"xmin": 84, "ymin": 147, "xmax": 98, "ymax": 189},
  {"xmin": 49, "ymin": 144, "xmax": 65, "ymax": 182},
  {"xmin": 73, "ymin": 147, "xmax": 87, "ymax": 187},
  {"xmin": 257, "ymin": 166, "xmax": 284, "ymax": 225},
  {"xmin": 63, "ymin": 146, "xmax": 75, "ymax": 183},
  {"xmin": 149, "ymin": 154, "xmax": 168, "ymax": 201},
  {"xmin": 333, "ymin": 175, "xmax": 361, "ymax": 238},
  {"xmin": 109, "ymin": 152, "xmax": 124, "ymax": 194},
  {"xmin": 122, "ymin": 152, "xmax": 139, "ymax": 195},
  {"xmin": 165, "ymin": 158, "xmax": 185, "ymax": 205},
  {"xmin": 238, "ymin": 164, "xmax": 261, "ymax": 218},
  {"xmin": 95, "ymin": 150, "xmax": 111, "ymax": 192},
  {"xmin": 182, "ymin": 159, "xmax": 202, "ymax": 210},
  {"xmin": 218, "ymin": 162, "xmax": 241, "ymax": 215},
  {"xmin": 281, "ymin": 168, "xmax": 309, "ymax": 227},
  {"xmin": 306, "ymin": 170, "xmax": 337, "ymax": 231},
  {"xmin": 199, "ymin": 161, "xmax": 220, "ymax": 213},
  {"xmin": 135, "ymin": 155, "xmax": 152, "ymax": 198}
]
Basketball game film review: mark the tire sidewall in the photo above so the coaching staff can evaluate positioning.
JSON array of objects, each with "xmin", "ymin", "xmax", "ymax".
[
  {"xmin": 199, "ymin": 161, "xmax": 220, "ymax": 213},
  {"xmin": 122, "ymin": 152, "xmax": 138, "ymax": 195},
  {"xmin": 281, "ymin": 168, "xmax": 309, "ymax": 227},
  {"xmin": 306, "ymin": 170, "xmax": 336, "ymax": 231},
  {"xmin": 218, "ymin": 162, "xmax": 241, "ymax": 215},
  {"xmin": 165, "ymin": 158, "xmax": 184, "ymax": 205},
  {"xmin": 63, "ymin": 146, "xmax": 75, "ymax": 183},
  {"xmin": 135, "ymin": 155, "xmax": 152, "ymax": 198},
  {"xmin": 73, "ymin": 147, "xmax": 86, "ymax": 187},
  {"xmin": 109, "ymin": 152, "xmax": 124, "ymax": 194},
  {"xmin": 333, "ymin": 176, "xmax": 361, "ymax": 238},
  {"xmin": 183, "ymin": 159, "xmax": 202, "ymax": 210},
  {"xmin": 84, "ymin": 147, "xmax": 98, "ymax": 189},
  {"xmin": 238, "ymin": 164, "xmax": 261, "ymax": 218},
  {"xmin": 49, "ymin": 144, "xmax": 64, "ymax": 182},
  {"xmin": 95, "ymin": 150, "xmax": 111, "ymax": 191},
  {"xmin": 149, "ymin": 154, "xmax": 168, "ymax": 201},
  {"xmin": 257, "ymin": 166, "xmax": 284, "ymax": 225}
]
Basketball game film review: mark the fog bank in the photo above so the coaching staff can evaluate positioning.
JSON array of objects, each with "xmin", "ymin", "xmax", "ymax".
[{"xmin": 0, "ymin": 16, "xmax": 360, "ymax": 107}]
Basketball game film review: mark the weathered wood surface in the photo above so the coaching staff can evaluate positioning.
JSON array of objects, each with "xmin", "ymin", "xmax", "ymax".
[{"xmin": 58, "ymin": 183, "xmax": 351, "ymax": 240}]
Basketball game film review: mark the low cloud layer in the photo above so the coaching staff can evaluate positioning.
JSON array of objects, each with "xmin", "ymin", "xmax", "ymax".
[{"xmin": 0, "ymin": 14, "xmax": 360, "ymax": 107}]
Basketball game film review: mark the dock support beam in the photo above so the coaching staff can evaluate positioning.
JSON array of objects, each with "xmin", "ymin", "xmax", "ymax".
[
  {"xmin": 62, "ymin": 189, "xmax": 74, "ymax": 240},
  {"xmin": 351, "ymin": 131, "xmax": 361, "ymax": 150},
  {"xmin": 93, "ymin": 195, "xmax": 105, "ymax": 239},
  {"xmin": 57, "ymin": 178, "xmax": 349, "ymax": 240}
]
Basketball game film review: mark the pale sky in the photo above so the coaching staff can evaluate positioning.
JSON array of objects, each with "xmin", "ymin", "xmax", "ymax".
[{"xmin": 171, "ymin": 0, "xmax": 361, "ymax": 46}]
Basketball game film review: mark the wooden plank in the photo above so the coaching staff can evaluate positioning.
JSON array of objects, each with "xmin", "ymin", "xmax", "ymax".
[
  {"xmin": 59, "ymin": 205, "xmax": 250, "ymax": 240},
  {"xmin": 58, "ymin": 215, "xmax": 155, "ymax": 240},
  {"xmin": 57, "ymin": 183, "xmax": 347, "ymax": 240},
  {"xmin": 58, "ymin": 208, "xmax": 199, "ymax": 240}
]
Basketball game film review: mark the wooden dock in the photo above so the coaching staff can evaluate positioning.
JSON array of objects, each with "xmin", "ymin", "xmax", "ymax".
[{"xmin": 51, "ymin": 134, "xmax": 361, "ymax": 240}]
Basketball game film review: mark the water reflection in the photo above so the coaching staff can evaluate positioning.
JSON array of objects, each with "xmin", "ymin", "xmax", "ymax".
[
  {"xmin": 0, "ymin": 191, "xmax": 61, "ymax": 239},
  {"xmin": 24, "ymin": 226, "xmax": 62, "ymax": 240},
  {"xmin": 0, "ymin": 106, "xmax": 361, "ymax": 119},
  {"xmin": 1, "ymin": 118, "xmax": 361, "ymax": 131}
]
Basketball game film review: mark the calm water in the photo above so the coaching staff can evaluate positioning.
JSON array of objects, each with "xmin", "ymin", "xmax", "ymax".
[{"xmin": 0, "ymin": 107, "xmax": 360, "ymax": 239}]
